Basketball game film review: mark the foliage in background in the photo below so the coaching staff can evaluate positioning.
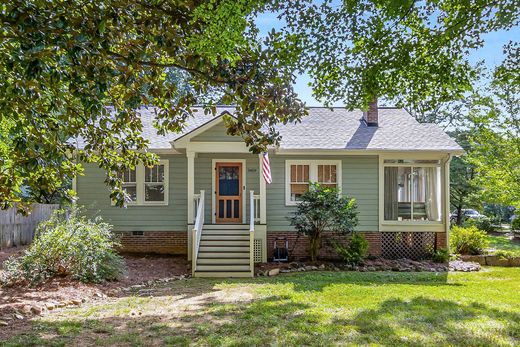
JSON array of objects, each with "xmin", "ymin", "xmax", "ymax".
[
  {"xmin": 290, "ymin": 183, "xmax": 358, "ymax": 262},
  {"xmin": 332, "ymin": 233, "xmax": 368, "ymax": 266},
  {"xmin": 464, "ymin": 216, "xmax": 497, "ymax": 233},
  {"xmin": 512, "ymin": 217, "xmax": 520, "ymax": 231},
  {"xmin": 468, "ymin": 44, "xmax": 520, "ymax": 210},
  {"xmin": 450, "ymin": 225, "xmax": 489, "ymax": 255},
  {"xmin": 0, "ymin": 205, "xmax": 125, "ymax": 286},
  {"xmin": 449, "ymin": 130, "xmax": 482, "ymax": 225}
]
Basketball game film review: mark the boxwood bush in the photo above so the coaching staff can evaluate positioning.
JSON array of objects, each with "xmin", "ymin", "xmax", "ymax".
[
  {"xmin": 450, "ymin": 225, "xmax": 489, "ymax": 255},
  {"xmin": 1, "ymin": 206, "xmax": 126, "ymax": 286}
]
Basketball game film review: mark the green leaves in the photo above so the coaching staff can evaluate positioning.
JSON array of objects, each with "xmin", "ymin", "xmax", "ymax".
[
  {"xmin": 290, "ymin": 182, "xmax": 359, "ymax": 261},
  {"xmin": 0, "ymin": 0, "xmax": 306, "ymax": 209},
  {"xmin": 271, "ymin": 0, "xmax": 519, "ymax": 109}
]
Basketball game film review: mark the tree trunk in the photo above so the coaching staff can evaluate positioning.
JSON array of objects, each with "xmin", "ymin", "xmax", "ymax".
[
  {"xmin": 456, "ymin": 205, "xmax": 463, "ymax": 226},
  {"xmin": 310, "ymin": 233, "xmax": 321, "ymax": 262}
]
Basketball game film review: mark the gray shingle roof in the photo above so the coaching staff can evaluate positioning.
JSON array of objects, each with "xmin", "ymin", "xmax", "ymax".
[{"xmin": 75, "ymin": 106, "xmax": 463, "ymax": 152}]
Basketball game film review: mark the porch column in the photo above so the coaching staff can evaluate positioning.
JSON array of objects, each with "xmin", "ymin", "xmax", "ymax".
[
  {"xmin": 259, "ymin": 154, "xmax": 267, "ymax": 224},
  {"xmin": 187, "ymin": 150, "xmax": 195, "ymax": 223}
]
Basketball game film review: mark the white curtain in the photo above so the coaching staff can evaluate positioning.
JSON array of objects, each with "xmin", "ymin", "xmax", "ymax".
[{"xmin": 425, "ymin": 167, "xmax": 441, "ymax": 221}]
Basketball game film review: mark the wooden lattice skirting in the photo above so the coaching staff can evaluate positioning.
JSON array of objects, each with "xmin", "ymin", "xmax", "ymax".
[{"xmin": 381, "ymin": 232, "xmax": 437, "ymax": 260}]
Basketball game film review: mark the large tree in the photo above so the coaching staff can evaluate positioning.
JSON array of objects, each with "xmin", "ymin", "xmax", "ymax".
[
  {"xmin": 272, "ymin": 0, "xmax": 518, "ymax": 109},
  {"xmin": 0, "ymin": 0, "xmax": 306, "ymax": 210},
  {"xmin": 468, "ymin": 43, "xmax": 520, "ymax": 209},
  {"xmin": 1, "ymin": 0, "xmax": 518, "ymax": 210}
]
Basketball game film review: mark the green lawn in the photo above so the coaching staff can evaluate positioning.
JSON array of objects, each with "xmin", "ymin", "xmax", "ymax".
[
  {"xmin": 4, "ymin": 268, "xmax": 520, "ymax": 347},
  {"xmin": 487, "ymin": 234, "xmax": 520, "ymax": 255}
]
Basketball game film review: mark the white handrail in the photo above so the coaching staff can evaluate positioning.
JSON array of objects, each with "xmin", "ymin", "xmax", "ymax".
[
  {"xmin": 249, "ymin": 191, "xmax": 255, "ymax": 277},
  {"xmin": 249, "ymin": 190, "xmax": 255, "ymax": 232},
  {"xmin": 253, "ymin": 194, "xmax": 261, "ymax": 222},
  {"xmin": 192, "ymin": 190, "xmax": 205, "ymax": 275}
]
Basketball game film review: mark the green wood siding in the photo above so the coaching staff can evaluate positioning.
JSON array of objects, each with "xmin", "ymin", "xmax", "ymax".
[
  {"xmin": 77, "ymin": 154, "xmax": 187, "ymax": 232},
  {"xmin": 191, "ymin": 122, "xmax": 243, "ymax": 142},
  {"xmin": 77, "ymin": 151, "xmax": 379, "ymax": 233},
  {"xmin": 266, "ymin": 155, "xmax": 379, "ymax": 232}
]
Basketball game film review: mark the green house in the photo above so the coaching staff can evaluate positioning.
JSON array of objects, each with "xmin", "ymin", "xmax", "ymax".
[{"xmin": 75, "ymin": 104, "xmax": 463, "ymax": 277}]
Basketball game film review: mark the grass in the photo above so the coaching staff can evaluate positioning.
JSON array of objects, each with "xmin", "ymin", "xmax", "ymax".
[
  {"xmin": 487, "ymin": 234, "xmax": 520, "ymax": 255},
  {"xmin": 4, "ymin": 268, "xmax": 520, "ymax": 346}
]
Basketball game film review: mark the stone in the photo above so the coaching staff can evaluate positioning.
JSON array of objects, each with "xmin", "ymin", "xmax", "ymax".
[
  {"xmin": 21, "ymin": 305, "xmax": 32, "ymax": 314},
  {"xmin": 280, "ymin": 269, "xmax": 291, "ymax": 273},
  {"xmin": 14, "ymin": 314, "xmax": 24, "ymax": 320},
  {"xmin": 485, "ymin": 256, "xmax": 510, "ymax": 267},
  {"xmin": 509, "ymin": 258, "xmax": 520, "ymax": 267},
  {"xmin": 0, "ymin": 320, "xmax": 8, "ymax": 326},
  {"xmin": 319, "ymin": 264, "xmax": 326, "ymax": 270},
  {"xmin": 31, "ymin": 306, "xmax": 43, "ymax": 315},
  {"xmin": 449, "ymin": 260, "xmax": 480, "ymax": 272},
  {"xmin": 268, "ymin": 268, "xmax": 280, "ymax": 276},
  {"xmin": 71, "ymin": 299, "xmax": 82, "ymax": 306}
]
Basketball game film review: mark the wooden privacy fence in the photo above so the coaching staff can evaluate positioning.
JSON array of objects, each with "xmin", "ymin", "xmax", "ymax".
[{"xmin": 0, "ymin": 204, "xmax": 59, "ymax": 249}]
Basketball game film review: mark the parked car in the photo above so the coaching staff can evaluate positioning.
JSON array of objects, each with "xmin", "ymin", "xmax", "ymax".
[{"xmin": 450, "ymin": 209, "xmax": 483, "ymax": 223}]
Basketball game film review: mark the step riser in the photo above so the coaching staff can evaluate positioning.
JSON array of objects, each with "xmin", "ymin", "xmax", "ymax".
[
  {"xmin": 199, "ymin": 246, "xmax": 249, "ymax": 252},
  {"xmin": 200, "ymin": 224, "xmax": 250, "ymax": 230},
  {"xmin": 197, "ymin": 252, "xmax": 249, "ymax": 258},
  {"xmin": 194, "ymin": 272, "xmax": 253, "ymax": 278},
  {"xmin": 197, "ymin": 258, "xmax": 250, "ymax": 265},
  {"xmin": 201, "ymin": 235, "xmax": 250, "ymax": 241},
  {"xmin": 202, "ymin": 230, "xmax": 250, "ymax": 235},
  {"xmin": 196, "ymin": 265, "xmax": 251, "ymax": 271},
  {"xmin": 200, "ymin": 240, "xmax": 249, "ymax": 246}
]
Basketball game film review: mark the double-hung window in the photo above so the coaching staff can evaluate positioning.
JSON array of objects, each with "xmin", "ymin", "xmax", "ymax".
[
  {"xmin": 118, "ymin": 160, "xmax": 169, "ymax": 205},
  {"xmin": 383, "ymin": 160, "xmax": 441, "ymax": 222},
  {"xmin": 286, "ymin": 160, "xmax": 341, "ymax": 205}
]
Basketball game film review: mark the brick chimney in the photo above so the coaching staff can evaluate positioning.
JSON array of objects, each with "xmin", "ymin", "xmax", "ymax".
[{"xmin": 363, "ymin": 99, "xmax": 378, "ymax": 127}]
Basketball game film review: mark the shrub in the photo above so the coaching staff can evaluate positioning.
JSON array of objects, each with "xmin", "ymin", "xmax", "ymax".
[
  {"xmin": 290, "ymin": 182, "xmax": 358, "ymax": 261},
  {"xmin": 511, "ymin": 217, "xmax": 520, "ymax": 232},
  {"xmin": 464, "ymin": 217, "xmax": 496, "ymax": 233},
  {"xmin": 1, "ymin": 206, "xmax": 126, "ymax": 286},
  {"xmin": 333, "ymin": 233, "xmax": 368, "ymax": 265},
  {"xmin": 431, "ymin": 249, "xmax": 450, "ymax": 263},
  {"xmin": 450, "ymin": 225, "xmax": 489, "ymax": 255}
]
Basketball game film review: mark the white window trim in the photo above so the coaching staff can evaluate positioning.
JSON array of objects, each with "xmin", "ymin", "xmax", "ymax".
[
  {"xmin": 285, "ymin": 160, "xmax": 342, "ymax": 206},
  {"xmin": 379, "ymin": 156, "xmax": 443, "ymax": 226},
  {"xmin": 113, "ymin": 160, "xmax": 169, "ymax": 206}
]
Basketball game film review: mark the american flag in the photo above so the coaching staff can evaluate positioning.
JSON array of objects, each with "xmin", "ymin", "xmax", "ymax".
[{"xmin": 262, "ymin": 152, "xmax": 272, "ymax": 184}]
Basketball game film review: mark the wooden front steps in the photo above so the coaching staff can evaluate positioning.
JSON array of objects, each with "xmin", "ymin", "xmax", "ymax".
[{"xmin": 193, "ymin": 225, "xmax": 253, "ymax": 278}]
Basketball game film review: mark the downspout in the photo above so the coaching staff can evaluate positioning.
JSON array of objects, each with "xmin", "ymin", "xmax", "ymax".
[{"xmin": 444, "ymin": 153, "xmax": 453, "ymax": 251}]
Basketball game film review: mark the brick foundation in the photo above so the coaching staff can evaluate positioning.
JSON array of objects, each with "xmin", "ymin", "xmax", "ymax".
[
  {"xmin": 267, "ymin": 232, "xmax": 382, "ymax": 261},
  {"xmin": 116, "ymin": 231, "xmax": 187, "ymax": 255},
  {"xmin": 436, "ymin": 232, "xmax": 447, "ymax": 249}
]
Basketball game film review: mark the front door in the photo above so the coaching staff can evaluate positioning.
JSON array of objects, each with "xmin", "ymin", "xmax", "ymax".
[{"xmin": 215, "ymin": 162, "xmax": 242, "ymax": 223}]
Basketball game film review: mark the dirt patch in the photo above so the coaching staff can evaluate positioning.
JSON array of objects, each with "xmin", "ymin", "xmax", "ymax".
[{"xmin": 0, "ymin": 249, "xmax": 189, "ymax": 338}]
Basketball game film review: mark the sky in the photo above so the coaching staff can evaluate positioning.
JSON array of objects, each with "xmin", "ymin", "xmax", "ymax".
[{"xmin": 255, "ymin": 11, "xmax": 520, "ymax": 106}]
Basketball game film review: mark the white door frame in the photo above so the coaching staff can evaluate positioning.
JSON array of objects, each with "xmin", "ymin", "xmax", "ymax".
[{"xmin": 212, "ymin": 159, "xmax": 247, "ymax": 224}]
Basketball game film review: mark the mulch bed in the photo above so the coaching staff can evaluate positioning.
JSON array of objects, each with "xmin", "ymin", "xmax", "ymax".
[{"xmin": 0, "ymin": 248, "xmax": 189, "ymax": 338}]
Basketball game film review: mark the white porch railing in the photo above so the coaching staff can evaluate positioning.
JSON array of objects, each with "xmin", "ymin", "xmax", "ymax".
[
  {"xmin": 249, "ymin": 191, "xmax": 256, "ymax": 277},
  {"xmin": 253, "ymin": 194, "xmax": 261, "ymax": 223},
  {"xmin": 192, "ymin": 190, "xmax": 205, "ymax": 275}
]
